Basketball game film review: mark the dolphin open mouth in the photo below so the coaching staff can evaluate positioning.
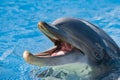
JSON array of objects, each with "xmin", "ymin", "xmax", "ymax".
[
  {"xmin": 35, "ymin": 41, "xmax": 73, "ymax": 57},
  {"xmin": 23, "ymin": 21, "xmax": 83, "ymax": 66},
  {"xmin": 35, "ymin": 22, "xmax": 74, "ymax": 57}
]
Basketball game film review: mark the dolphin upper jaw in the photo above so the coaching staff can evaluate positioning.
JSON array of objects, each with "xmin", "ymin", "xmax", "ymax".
[{"xmin": 38, "ymin": 22, "xmax": 60, "ymax": 41}]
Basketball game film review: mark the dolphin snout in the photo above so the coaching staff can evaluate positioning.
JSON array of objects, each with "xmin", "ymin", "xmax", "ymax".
[{"xmin": 23, "ymin": 50, "xmax": 34, "ymax": 64}]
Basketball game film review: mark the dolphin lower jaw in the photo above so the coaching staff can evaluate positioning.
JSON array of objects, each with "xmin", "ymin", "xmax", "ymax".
[
  {"xmin": 23, "ymin": 50, "xmax": 62, "ymax": 66},
  {"xmin": 23, "ymin": 50, "xmax": 64, "ymax": 66},
  {"xmin": 23, "ymin": 50, "xmax": 46, "ymax": 66},
  {"xmin": 23, "ymin": 49, "xmax": 86, "ymax": 66}
]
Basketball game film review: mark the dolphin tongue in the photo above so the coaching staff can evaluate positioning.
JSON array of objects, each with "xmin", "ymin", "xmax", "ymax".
[
  {"xmin": 34, "ymin": 41, "xmax": 73, "ymax": 57},
  {"xmin": 51, "ymin": 42, "xmax": 73, "ymax": 56}
]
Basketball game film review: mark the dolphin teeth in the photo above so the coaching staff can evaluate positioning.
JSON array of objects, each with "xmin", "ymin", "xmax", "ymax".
[{"xmin": 51, "ymin": 51, "xmax": 65, "ymax": 56}]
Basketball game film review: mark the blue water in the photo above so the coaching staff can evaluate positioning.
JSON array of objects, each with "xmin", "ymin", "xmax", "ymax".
[{"xmin": 0, "ymin": 0, "xmax": 120, "ymax": 80}]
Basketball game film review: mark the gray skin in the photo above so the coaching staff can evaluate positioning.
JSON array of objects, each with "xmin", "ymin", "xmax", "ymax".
[{"xmin": 23, "ymin": 18, "xmax": 120, "ymax": 79}]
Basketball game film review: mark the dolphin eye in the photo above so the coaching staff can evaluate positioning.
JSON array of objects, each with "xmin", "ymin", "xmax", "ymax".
[
  {"xmin": 94, "ymin": 52, "xmax": 104, "ymax": 60},
  {"xmin": 93, "ymin": 43, "xmax": 105, "ymax": 61}
]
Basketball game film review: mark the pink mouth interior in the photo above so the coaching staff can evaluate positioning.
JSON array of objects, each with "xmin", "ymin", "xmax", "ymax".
[
  {"xmin": 35, "ymin": 41, "xmax": 73, "ymax": 57},
  {"xmin": 51, "ymin": 41, "xmax": 73, "ymax": 56}
]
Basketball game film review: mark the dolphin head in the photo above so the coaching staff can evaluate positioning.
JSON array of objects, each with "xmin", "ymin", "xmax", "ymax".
[
  {"xmin": 23, "ymin": 21, "xmax": 87, "ymax": 66},
  {"xmin": 23, "ymin": 18, "xmax": 120, "ymax": 80},
  {"xmin": 23, "ymin": 18, "xmax": 120, "ymax": 67}
]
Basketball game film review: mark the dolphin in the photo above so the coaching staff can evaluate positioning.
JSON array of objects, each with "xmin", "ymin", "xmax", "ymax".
[{"xmin": 23, "ymin": 18, "xmax": 120, "ymax": 79}]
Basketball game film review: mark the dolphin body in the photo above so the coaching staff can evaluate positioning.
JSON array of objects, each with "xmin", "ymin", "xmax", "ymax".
[{"xmin": 23, "ymin": 18, "xmax": 120, "ymax": 80}]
